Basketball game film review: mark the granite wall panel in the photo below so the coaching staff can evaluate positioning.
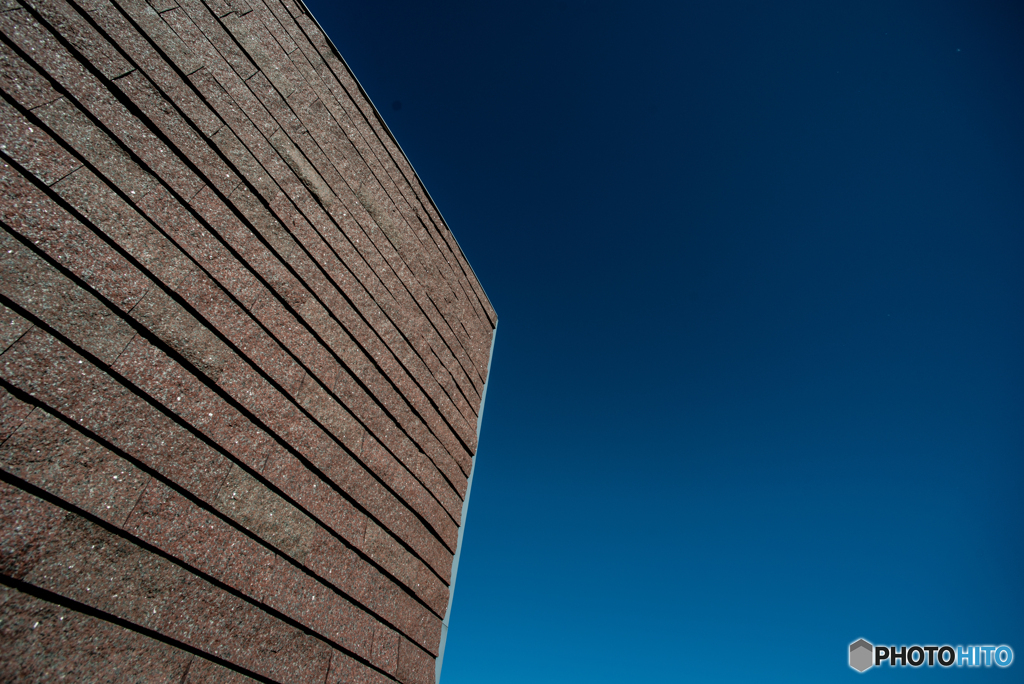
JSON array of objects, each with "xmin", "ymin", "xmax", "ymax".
[{"xmin": 0, "ymin": 0, "xmax": 495, "ymax": 680}]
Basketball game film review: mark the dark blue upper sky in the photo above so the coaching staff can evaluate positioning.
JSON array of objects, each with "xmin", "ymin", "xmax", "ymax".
[{"xmin": 305, "ymin": 1, "xmax": 1023, "ymax": 681}]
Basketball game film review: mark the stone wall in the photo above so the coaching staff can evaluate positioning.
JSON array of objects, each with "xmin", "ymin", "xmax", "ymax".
[{"xmin": 0, "ymin": 0, "xmax": 495, "ymax": 680}]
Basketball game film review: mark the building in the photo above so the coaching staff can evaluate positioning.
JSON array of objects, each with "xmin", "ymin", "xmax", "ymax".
[{"xmin": 0, "ymin": 0, "xmax": 496, "ymax": 681}]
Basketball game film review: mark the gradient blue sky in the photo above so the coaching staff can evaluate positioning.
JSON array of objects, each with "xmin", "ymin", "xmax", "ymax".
[{"xmin": 305, "ymin": 1, "xmax": 1023, "ymax": 681}]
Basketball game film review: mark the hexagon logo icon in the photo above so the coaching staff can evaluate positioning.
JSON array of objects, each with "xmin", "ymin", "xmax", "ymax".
[{"xmin": 850, "ymin": 639, "xmax": 874, "ymax": 672}]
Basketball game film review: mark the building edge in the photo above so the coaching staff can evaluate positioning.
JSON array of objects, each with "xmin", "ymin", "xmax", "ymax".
[
  {"xmin": 436, "ymin": 321, "xmax": 498, "ymax": 683},
  {"xmin": 284, "ymin": 6, "xmax": 500, "ymax": 678},
  {"xmin": 293, "ymin": 0, "xmax": 497, "ymax": 318}
]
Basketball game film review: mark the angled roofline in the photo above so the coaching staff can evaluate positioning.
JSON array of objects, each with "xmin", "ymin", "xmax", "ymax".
[{"xmin": 294, "ymin": 0, "xmax": 497, "ymax": 320}]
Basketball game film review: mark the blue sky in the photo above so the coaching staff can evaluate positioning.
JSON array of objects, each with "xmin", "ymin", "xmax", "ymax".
[{"xmin": 305, "ymin": 1, "xmax": 1023, "ymax": 680}]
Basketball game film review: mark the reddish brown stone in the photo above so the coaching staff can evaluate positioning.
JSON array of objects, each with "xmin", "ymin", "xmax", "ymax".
[
  {"xmin": 213, "ymin": 463, "xmax": 314, "ymax": 563},
  {"xmin": 0, "ymin": 163, "xmax": 155, "ymax": 314},
  {"xmin": 414, "ymin": 559, "xmax": 449, "ymax": 620},
  {"xmin": 218, "ymin": 309, "xmax": 306, "ymax": 395},
  {"xmin": 128, "ymin": 283, "xmax": 231, "ymax": 383},
  {"xmin": 362, "ymin": 520, "xmax": 425, "ymax": 594},
  {"xmin": 189, "ymin": 186, "xmax": 267, "ymax": 307},
  {"xmin": 0, "ymin": 328, "xmax": 233, "ymax": 503},
  {"xmin": 324, "ymin": 652, "xmax": 393, "ymax": 684},
  {"xmin": 14, "ymin": 491, "xmax": 335, "ymax": 682},
  {"xmin": 253, "ymin": 555, "xmax": 377, "ymax": 662},
  {"xmin": 224, "ymin": 13, "xmax": 301, "ymax": 99},
  {"xmin": 0, "ymin": 98, "xmax": 81, "ymax": 186},
  {"xmin": 114, "ymin": 70, "xmax": 241, "ymax": 197},
  {"xmin": 112, "ymin": 0, "xmax": 204, "ymax": 75},
  {"xmin": 122, "ymin": 474, "xmax": 428, "ymax": 664},
  {"xmin": 261, "ymin": 447, "xmax": 365, "ymax": 543},
  {"xmin": 303, "ymin": 522, "xmax": 443, "ymax": 650},
  {"xmin": 1, "ymin": 9, "xmax": 203, "ymax": 203},
  {"xmin": 124, "ymin": 478, "xmax": 267, "ymax": 589},
  {"xmin": 280, "ymin": 30, "xmax": 489, "ymax": 382},
  {"xmin": 293, "ymin": 371, "xmax": 365, "ymax": 456},
  {"xmin": 0, "ymin": 479, "xmax": 66, "ymax": 580},
  {"xmin": 242, "ymin": 0, "xmax": 295, "ymax": 55},
  {"xmin": 303, "ymin": 299, "xmax": 470, "ymax": 492},
  {"xmin": 229, "ymin": 185, "xmax": 304, "ymax": 278},
  {"xmin": 146, "ymin": 0, "xmax": 180, "ymax": 13},
  {"xmin": 269, "ymin": 184, "xmax": 479, "ymax": 453},
  {"xmin": 0, "ymin": 583, "xmax": 195, "ymax": 683},
  {"xmin": 137, "ymin": 185, "xmax": 262, "ymax": 305},
  {"xmin": 0, "ymin": 1, "xmax": 498, "ymax": 678},
  {"xmin": 310, "ymin": 188, "xmax": 485, "ymax": 425},
  {"xmin": 249, "ymin": 294, "xmax": 324, "ymax": 379},
  {"xmin": 0, "ymin": 226, "xmax": 137, "ymax": 364},
  {"xmin": 0, "ymin": 300, "xmax": 32, "ymax": 355},
  {"xmin": 86, "ymin": 0, "xmax": 212, "ymax": 122},
  {"xmin": 0, "ymin": 408, "xmax": 150, "ymax": 526},
  {"xmin": 356, "ymin": 435, "xmax": 458, "ymax": 553},
  {"xmin": 28, "ymin": 0, "xmax": 133, "ymax": 79},
  {"xmin": 371, "ymin": 623, "xmax": 400, "ymax": 677},
  {"xmin": 50, "ymin": 167, "xmax": 190, "ymax": 293},
  {"xmin": 0, "ymin": 39, "xmax": 61, "ymax": 110},
  {"xmin": 111, "ymin": 334, "xmax": 273, "ymax": 472},
  {"xmin": 175, "ymin": 0, "xmax": 257, "ymax": 80},
  {"xmin": 281, "ymin": 58, "xmax": 481, "ymax": 348},
  {"xmin": 193, "ymin": 58, "xmax": 276, "ymax": 153},
  {"xmin": 185, "ymin": 657, "xmax": 262, "ymax": 683},
  {"xmin": 33, "ymin": 95, "xmax": 160, "ymax": 200},
  {"xmin": 216, "ymin": 352, "xmax": 454, "ymax": 580},
  {"xmin": 396, "ymin": 635, "xmax": 435, "ymax": 684},
  {"xmin": 0, "ymin": 386, "xmax": 33, "ymax": 442}
]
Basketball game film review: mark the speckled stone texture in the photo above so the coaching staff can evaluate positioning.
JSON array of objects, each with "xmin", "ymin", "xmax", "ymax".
[{"xmin": 0, "ymin": 0, "xmax": 495, "ymax": 680}]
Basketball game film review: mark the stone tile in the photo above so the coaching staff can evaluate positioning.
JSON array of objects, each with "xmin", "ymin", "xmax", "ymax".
[
  {"xmin": 0, "ymin": 227, "xmax": 137, "ymax": 364},
  {"xmin": 0, "ymin": 300, "xmax": 32, "ymax": 354},
  {"xmin": 51, "ymin": 167, "xmax": 190, "ymax": 292},
  {"xmin": 28, "ymin": 0, "xmax": 133, "ymax": 79},
  {"xmin": 0, "ymin": 327, "xmax": 232, "ymax": 503},
  {"xmin": 1, "ymin": 164, "xmax": 155, "ymax": 313},
  {"xmin": 0, "ymin": 39, "xmax": 61, "ymax": 109},
  {"xmin": 224, "ymin": 303, "xmax": 305, "ymax": 395},
  {"xmin": 229, "ymin": 185, "xmax": 304, "ymax": 295},
  {"xmin": 0, "ymin": 479, "xmax": 66, "ymax": 580},
  {"xmin": 0, "ymin": 97, "xmax": 81, "ymax": 185},
  {"xmin": 174, "ymin": 0, "xmax": 256, "ymax": 80},
  {"xmin": 325, "ymin": 656, "xmax": 393, "ymax": 684},
  {"xmin": 138, "ymin": 185, "xmax": 261, "ymax": 305},
  {"xmin": 33, "ymin": 96, "xmax": 159, "ymax": 201},
  {"xmin": 370, "ymin": 623, "xmax": 399, "ymax": 677},
  {"xmin": 0, "ymin": 583, "xmax": 193, "ymax": 683},
  {"xmin": 129, "ymin": 283, "xmax": 230, "ymax": 383},
  {"xmin": 0, "ymin": 386, "xmax": 33, "ymax": 442},
  {"xmin": 396, "ymin": 635, "xmax": 435, "ymax": 684},
  {"xmin": 293, "ymin": 368, "xmax": 365, "ymax": 455},
  {"xmin": 110, "ymin": 0, "xmax": 204, "ymax": 76},
  {"xmin": 114, "ymin": 71, "xmax": 240, "ymax": 197},
  {"xmin": 184, "ymin": 657, "xmax": 261, "ymax": 683},
  {"xmin": 0, "ymin": 408, "xmax": 150, "ymax": 526},
  {"xmin": 124, "ymin": 479, "xmax": 269, "ymax": 593},
  {"xmin": 261, "ymin": 447, "xmax": 365, "ymax": 545},
  {"xmin": 225, "ymin": 13, "xmax": 301, "ymax": 99},
  {"xmin": 213, "ymin": 463, "xmax": 314, "ymax": 563}
]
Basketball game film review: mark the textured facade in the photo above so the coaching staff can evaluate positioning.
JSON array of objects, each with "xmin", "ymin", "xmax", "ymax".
[{"xmin": 0, "ymin": 0, "xmax": 496, "ymax": 681}]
